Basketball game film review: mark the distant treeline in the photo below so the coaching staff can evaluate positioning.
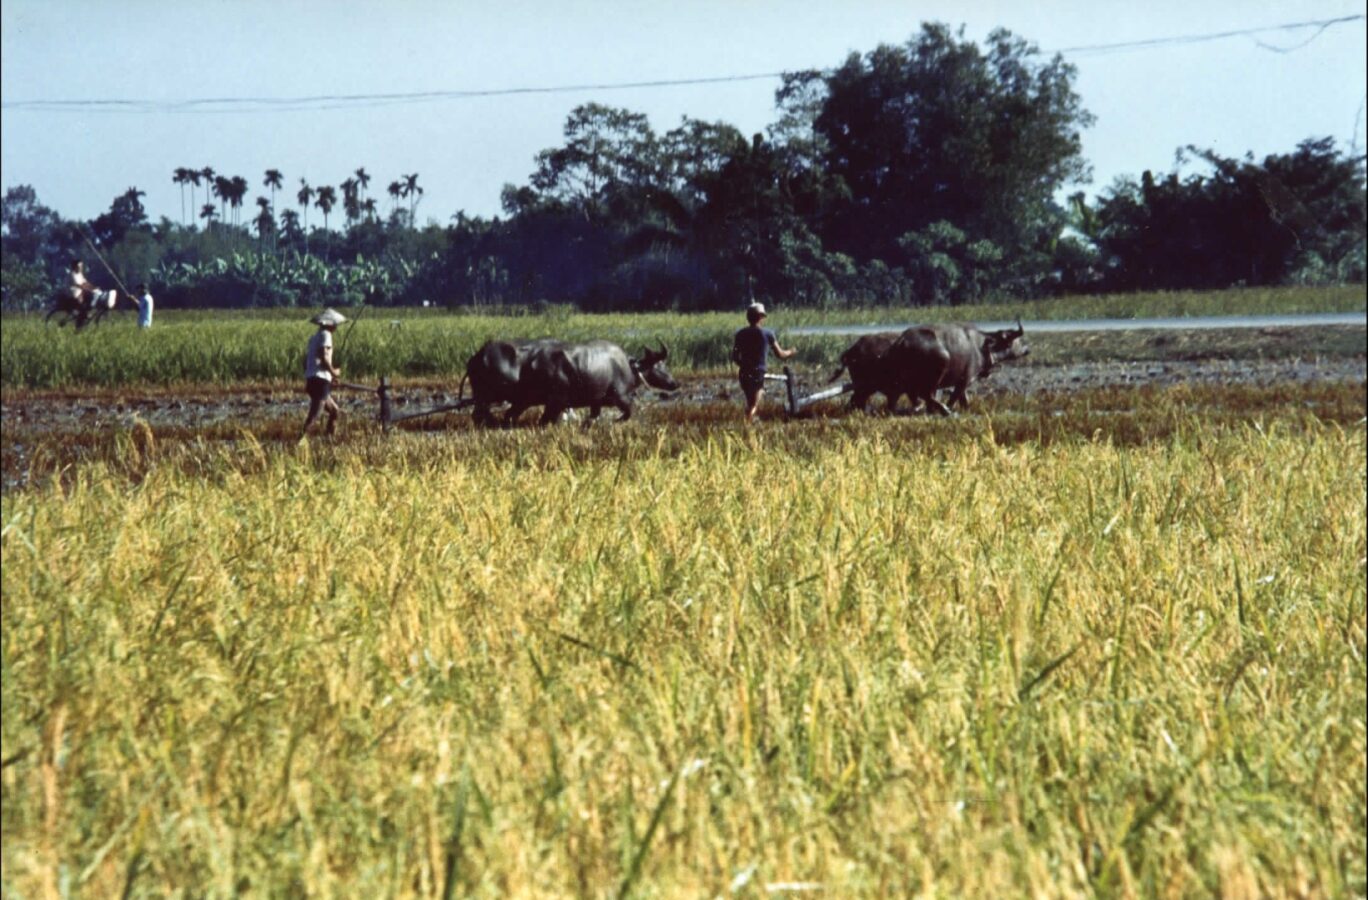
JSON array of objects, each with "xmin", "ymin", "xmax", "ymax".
[{"xmin": 3, "ymin": 23, "xmax": 1364, "ymax": 312}]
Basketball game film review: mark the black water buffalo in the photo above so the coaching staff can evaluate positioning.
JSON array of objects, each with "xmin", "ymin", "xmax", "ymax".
[
  {"xmin": 826, "ymin": 331, "xmax": 906, "ymax": 413},
  {"xmin": 460, "ymin": 338, "xmax": 562, "ymax": 427},
  {"xmin": 504, "ymin": 340, "xmax": 679, "ymax": 426},
  {"xmin": 44, "ymin": 288, "xmax": 121, "ymax": 330},
  {"xmin": 886, "ymin": 320, "xmax": 1029, "ymax": 415}
]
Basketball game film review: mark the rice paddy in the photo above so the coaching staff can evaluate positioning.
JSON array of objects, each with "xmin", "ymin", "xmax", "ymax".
[{"xmin": 1, "ymin": 287, "xmax": 1365, "ymax": 896}]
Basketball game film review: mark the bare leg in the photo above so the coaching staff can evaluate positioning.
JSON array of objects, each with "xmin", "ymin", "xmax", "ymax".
[
  {"xmin": 324, "ymin": 397, "xmax": 341, "ymax": 436},
  {"xmin": 746, "ymin": 388, "xmax": 764, "ymax": 425},
  {"xmin": 302, "ymin": 392, "xmax": 325, "ymax": 437}
]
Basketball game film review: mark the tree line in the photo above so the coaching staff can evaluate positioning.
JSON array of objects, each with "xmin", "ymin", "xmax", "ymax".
[{"xmin": 3, "ymin": 23, "xmax": 1364, "ymax": 312}]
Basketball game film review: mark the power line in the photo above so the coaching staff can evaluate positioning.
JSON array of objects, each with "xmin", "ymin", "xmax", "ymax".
[
  {"xmin": 2, "ymin": 14, "xmax": 1362, "ymax": 114},
  {"xmin": 1053, "ymin": 13, "xmax": 1362, "ymax": 56}
]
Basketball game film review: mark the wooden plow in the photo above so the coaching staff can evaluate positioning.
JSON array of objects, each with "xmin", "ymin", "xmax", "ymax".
[
  {"xmin": 335, "ymin": 377, "xmax": 475, "ymax": 431},
  {"xmin": 768, "ymin": 366, "xmax": 854, "ymax": 417}
]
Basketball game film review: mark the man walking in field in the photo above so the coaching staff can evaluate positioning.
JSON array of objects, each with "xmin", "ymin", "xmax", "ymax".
[
  {"xmin": 731, "ymin": 301, "xmax": 796, "ymax": 425},
  {"xmin": 301, "ymin": 308, "xmax": 345, "ymax": 439}
]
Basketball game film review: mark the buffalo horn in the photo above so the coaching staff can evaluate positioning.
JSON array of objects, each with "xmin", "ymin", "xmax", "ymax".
[
  {"xmin": 1014, "ymin": 316, "xmax": 1024, "ymax": 336},
  {"xmin": 658, "ymin": 341, "xmax": 669, "ymax": 360}
]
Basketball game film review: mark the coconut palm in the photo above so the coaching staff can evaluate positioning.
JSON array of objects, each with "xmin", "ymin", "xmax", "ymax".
[
  {"xmin": 361, "ymin": 197, "xmax": 378, "ymax": 223},
  {"xmin": 263, "ymin": 169, "xmax": 284, "ymax": 215},
  {"xmin": 200, "ymin": 202, "xmax": 218, "ymax": 226},
  {"xmin": 387, "ymin": 180, "xmax": 403, "ymax": 217}
]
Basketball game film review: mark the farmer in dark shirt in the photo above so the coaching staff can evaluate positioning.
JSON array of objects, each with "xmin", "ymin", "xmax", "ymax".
[{"xmin": 731, "ymin": 302, "xmax": 795, "ymax": 424}]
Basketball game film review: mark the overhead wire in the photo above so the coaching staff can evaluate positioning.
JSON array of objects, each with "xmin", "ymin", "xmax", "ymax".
[{"xmin": 2, "ymin": 14, "xmax": 1362, "ymax": 115}]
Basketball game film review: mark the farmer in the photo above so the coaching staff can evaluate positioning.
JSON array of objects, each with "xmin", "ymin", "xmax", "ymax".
[
  {"xmin": 66, "ymin": 260, "xmax": 95, "ymax": 323},
  {"xmin": 731, "ymin": 301, "xmax": 796, "ymax": 425},
  {"xmin": 136, "ymin": 283, "xmax": 154, "ymax": 328},
  {"xmin": 301, "ymin": 308, "xmax": 345, "ymax": 439}
]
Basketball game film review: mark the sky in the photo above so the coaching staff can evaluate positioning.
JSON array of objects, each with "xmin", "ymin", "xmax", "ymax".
[{"xmin": 2, "ymin": 0, "xmax": 1365, "ymax": 228}]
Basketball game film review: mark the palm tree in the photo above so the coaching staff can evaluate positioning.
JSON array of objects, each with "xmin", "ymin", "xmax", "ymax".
[
  {"xmin": 173, "ymin": 168, "xmax": 190, "ymax": 225},
  {"xmin": 188, "ymin": 168, "xmax": 203, "ymax": 222},
  {"xmin": 228, "ymin": 176, "xmax": 249, "ymax": 227},
  {"xmin": 254, "ymin": 197, "xmax": 275, "ymax": 241},
  {"xmin": 340, "ymin": 177, "xmax": 358, "ymax": 228},
  {"xmin": 200, "ymin": 202, "xmax": 218, "ymax": 227},
  {"xmin": 314, "ymin": 185, "xmax": 336, "ymax": 232},
  {"xmin": 263, "ymin": 169, "xmax": 284, "ymax": 215},
  {"xmin": 402, "ymin": 172, "xmax": 422, "ymax": 222},
  {"xmin": 200, "ymin": 166, "xmax": 216, "ymax": 216},
  {"xmin": 279, "ymin": 208, "xmax": 301, "ymax": 245},
  {"xmin": 387, "ymin": 180, "xmax": 403, "ymax": 217},
  {"xmin": 297, "ymin": 179, "xmax": 314, "ymax": 232},
  {"xmin": 212, "ymin": 175, "xmax": 231, "ymax": 224},
  {"xmin": 354, "ymin": 167, "xmax": 370, "ymax": 204},
  {"xmin": 362, "ymin": 197, "xmax": 378, "ymax": 223}
]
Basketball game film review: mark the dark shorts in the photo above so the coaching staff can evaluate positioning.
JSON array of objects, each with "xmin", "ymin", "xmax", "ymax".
[
  {"xmin": 306, "ymin": 376, "xmax": 333, "ymax": 404},
  {"xmin": 739, "ymin": 369, "xmax": 766, "ymax": 401}
]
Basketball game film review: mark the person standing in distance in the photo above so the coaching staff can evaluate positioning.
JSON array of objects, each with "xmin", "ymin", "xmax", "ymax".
[
  {"xmin": 731, "ymin": 302, "xmax": 796, "ymax": 425},
  {"xmin": 136, "ymin": 282, "xmax": 154, "ymax": 328},
  {"xmin": 301, "ymin": 308, "xmax": 345, "ymax": 439}
]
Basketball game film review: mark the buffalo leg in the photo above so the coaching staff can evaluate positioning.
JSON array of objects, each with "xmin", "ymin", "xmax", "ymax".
[
  {"xmin": 849, "ymin": 388, "xmax": 873, "ymax": 414},
  {"xmin": 503, "ymin": 403, "xmax": 530, "ymax": 427},
  {"xmin": 614, "ymin": 396, "xmax": 632, "ymax": 421},
  {"xmin": 539, "ymin": 405, "xmax": 563, "ymax": 427},
  {"xmin": 922, "ymin": 393, "xmax": 953, "ymax": 416}
]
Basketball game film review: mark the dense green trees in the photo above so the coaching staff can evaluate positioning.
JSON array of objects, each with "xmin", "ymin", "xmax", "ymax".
[{"xmin": 2, "ymin": 23, "xmax": 1363, "ymax": 312}]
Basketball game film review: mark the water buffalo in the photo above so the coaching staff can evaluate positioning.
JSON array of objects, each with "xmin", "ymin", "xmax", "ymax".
[
  {"xmin": 885, "ymin": 320, "xmax": 1029, "ymax": 415},
  {"xmin": 460, "ymin": 338, "xmax": 562, "ymax": 427},
  {"xmin": 827, "ymin": 331, "xmax": 906, "ymax": 413},
  {"xmin": 506, "ymin": 340, "xmax": 679, "ymax": 426},
  {"xmin": 44, "ymin": 288, "xmax": 120, "ymax": 330}
]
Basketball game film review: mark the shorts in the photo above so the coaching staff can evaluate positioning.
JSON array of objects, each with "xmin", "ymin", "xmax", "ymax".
[
  {"xmin": 738, "ymin": 369, "xmax": 766, "ymax": 403},
  {"xmin": 306, "ymin": 376, "xmax": 333, "ymax": 404}
]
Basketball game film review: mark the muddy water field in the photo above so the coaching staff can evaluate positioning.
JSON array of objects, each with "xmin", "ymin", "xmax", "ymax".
[{"xmin": 3, "ymin": 325, "xmax": 1365, "ymax": 491}]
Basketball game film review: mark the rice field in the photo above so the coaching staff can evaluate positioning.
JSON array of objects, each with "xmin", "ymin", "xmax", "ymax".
[
  {"xmin": 2, "ymin": 390, "xmax": 1365, "ymax": 897},
  {"xmin": 3, "ymin": 284, "xmax": 1364, "ymax": 389}
]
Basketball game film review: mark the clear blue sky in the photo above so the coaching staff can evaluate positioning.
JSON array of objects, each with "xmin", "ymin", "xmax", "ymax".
[{"xmin": 2, "ymin": 0, "xmax": 1364, "ymax": 226}]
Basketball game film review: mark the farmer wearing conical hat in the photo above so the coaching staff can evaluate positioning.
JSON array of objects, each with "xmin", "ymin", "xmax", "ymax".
[{"xmin": 301, "ymin": 308, "xmax": 345, "ymax": 438}]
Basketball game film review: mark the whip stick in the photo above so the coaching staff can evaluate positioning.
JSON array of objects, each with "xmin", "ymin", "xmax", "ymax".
[{"xmin": 78, "ymin": 228, "xmax": 135, "ymax": 303}]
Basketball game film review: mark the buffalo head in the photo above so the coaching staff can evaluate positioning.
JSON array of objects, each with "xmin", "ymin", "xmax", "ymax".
[
  {"xmin": 636, "ymin": 342, "xmax": 679, "ymax": 392},
  {"xmin": 985, "ymin": 317, "xmax": 1029, "ymax": 363}
]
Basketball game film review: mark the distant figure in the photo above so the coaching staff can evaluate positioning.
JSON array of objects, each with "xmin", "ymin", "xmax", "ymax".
[
  {"xmin": 300, "ymin": 308, "xmax": 345, "ymax": 439},
  {"xmin": 66, "ymin": 260, "xmax": 95, "ymax": 325},
  {"xmin": 731, "ymin": 302, "xmax": 796, "ymax": 425},
  {"xmin": 136, "ymin": 283, "xmax": 154, "ymax": 328}
]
